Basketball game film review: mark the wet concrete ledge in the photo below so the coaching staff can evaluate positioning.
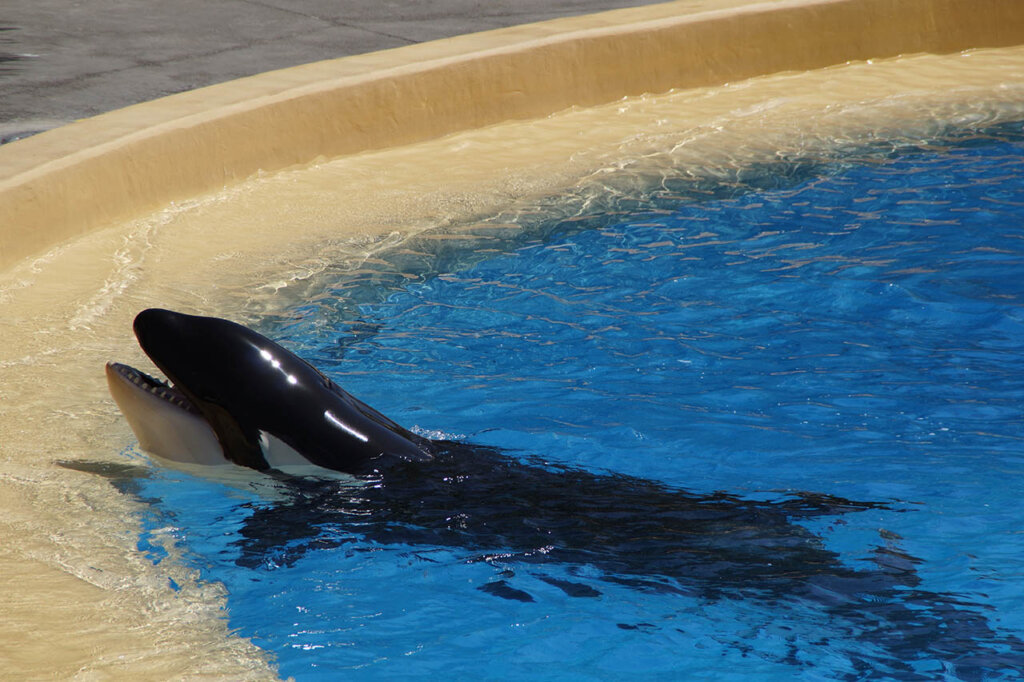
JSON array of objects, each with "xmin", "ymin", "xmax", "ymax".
[{"xmin": 1, "ymin": 0, "xmax": 1023, "ymax": 271}]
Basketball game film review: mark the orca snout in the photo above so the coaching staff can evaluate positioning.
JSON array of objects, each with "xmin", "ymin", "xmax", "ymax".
[
  {"xmin": 132, "ymin": 308, "xmax": 207, "ymax": 368},
  {"xmin": 134, "ymin": 308, "xmax": 180, "ymax": 343}
]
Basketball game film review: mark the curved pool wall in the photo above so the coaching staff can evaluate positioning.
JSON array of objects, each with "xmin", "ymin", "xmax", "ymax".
[
  {"xmin": 1, "ymin": 0, "xmax": 1023, "ymax": 678},
  {"xmin": 3, "ymin": 0, "xmax": 1024, "ymax": 270}
]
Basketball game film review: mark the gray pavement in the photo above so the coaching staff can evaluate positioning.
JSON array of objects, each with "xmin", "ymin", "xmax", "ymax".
[{"xmin": 0, "ymin": 0, "xmax": 662, "ymax": 143}]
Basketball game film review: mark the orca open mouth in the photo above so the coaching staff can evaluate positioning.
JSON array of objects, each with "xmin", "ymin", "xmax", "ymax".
[
  {"xmin": 106, "ymin": 362, "xmax": 202, "ymax": 416},
  {"xmin": 110, "ymin": 308, "xmax": 436, "ymax": 471}
]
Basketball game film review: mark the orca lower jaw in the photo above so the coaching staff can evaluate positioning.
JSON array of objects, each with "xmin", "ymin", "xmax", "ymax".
[
  {"xmin": 107, "ymin": 362, "xmax": 201, "ymax": 415},
  {"xmin": 106, "ymin": 361, "xmax": 227, "ymax": 466}
]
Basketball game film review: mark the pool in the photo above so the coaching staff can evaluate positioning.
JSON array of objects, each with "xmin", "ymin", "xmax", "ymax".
[
  {"xmin": 3, "ymin": 4, "xmax": 1023, "ymax": 671},
  {"xmin": 107, "ymin": 120, "xmax": 1024, "ymax": 679}
]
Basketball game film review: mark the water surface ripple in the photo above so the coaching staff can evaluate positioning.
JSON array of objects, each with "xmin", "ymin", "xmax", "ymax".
[{"xmin": 119, "ymin": 122, "xmax": 1024, "ymax": 680}]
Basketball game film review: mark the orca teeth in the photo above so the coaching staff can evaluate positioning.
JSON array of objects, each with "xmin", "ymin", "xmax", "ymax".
[{"xmin": 111, "ymin": 362, "xmax": 201, "ymax": 415}]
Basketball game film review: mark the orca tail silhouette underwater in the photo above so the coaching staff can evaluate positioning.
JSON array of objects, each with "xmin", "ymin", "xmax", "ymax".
[{"xmin": 100, "ymin": 308, "xmax": 1024, "ymax": 679}]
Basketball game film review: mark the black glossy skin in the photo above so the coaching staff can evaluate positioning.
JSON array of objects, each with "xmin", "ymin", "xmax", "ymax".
[{"xmin": 133, "ymin": 308, "xmax": 434, "ymax": 473}]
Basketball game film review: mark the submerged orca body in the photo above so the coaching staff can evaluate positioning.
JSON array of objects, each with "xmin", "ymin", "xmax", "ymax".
[{"xmin": 106, "ymin": 309, "xmax": 1024, "ymax": 677}]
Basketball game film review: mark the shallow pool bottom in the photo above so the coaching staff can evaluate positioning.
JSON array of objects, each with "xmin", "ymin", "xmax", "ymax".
[{"xmin": 110, "ymin": 120, "xmax": 1024, "ymax": 680}]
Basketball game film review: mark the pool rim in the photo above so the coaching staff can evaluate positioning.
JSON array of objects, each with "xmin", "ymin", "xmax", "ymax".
[{"xmin": 2, "ymin": 0, "xmax": 1024, "ymax": 271}]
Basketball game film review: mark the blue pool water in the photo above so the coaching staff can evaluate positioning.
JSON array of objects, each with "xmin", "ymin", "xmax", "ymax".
[{"xmin": 125, "ymin": 122, "xmax": 1024, "ymax": 680}]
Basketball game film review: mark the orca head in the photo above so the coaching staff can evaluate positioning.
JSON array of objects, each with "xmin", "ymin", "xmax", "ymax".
[{"xmin": 107, "ymin": 308, "xmax": 434, "ymax": 474}]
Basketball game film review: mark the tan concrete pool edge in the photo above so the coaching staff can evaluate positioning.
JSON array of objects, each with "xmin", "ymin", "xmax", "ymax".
[{"xmin": 2, "ymin": 0, "xmax": 1023, "ymax": 271}]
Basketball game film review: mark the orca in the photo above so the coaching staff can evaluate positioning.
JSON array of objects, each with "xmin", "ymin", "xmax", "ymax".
[
  {"xmin": 106, "ymin": 308, "xmax": 433, "ymax": 474},
  {"xmin": 103, "ymin": 308, "xmax": 1024, "ymax": 676}
]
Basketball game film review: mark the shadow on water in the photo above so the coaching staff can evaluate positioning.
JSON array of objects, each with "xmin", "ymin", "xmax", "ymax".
[{"xmin": 63, "ymin": 451, "xmax": 1024, "ymax": 680}]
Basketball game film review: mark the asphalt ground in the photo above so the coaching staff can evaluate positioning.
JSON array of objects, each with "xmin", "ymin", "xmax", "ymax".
[{"xmin": 0, "ymin": 0, "xmax": 662, "ymax": 143}]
